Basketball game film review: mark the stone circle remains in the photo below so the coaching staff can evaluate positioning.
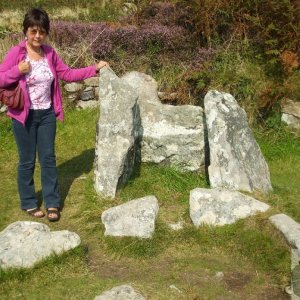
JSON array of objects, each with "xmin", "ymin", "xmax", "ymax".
[{"xmin": 1, "ymin": 66, "xmax": 299, "ymax": 298}]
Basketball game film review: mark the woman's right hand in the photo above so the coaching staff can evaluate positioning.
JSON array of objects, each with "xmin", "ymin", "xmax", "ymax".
[{"xmin": 18, "ymin": 60, "xmax": 30, "ymax": 74}]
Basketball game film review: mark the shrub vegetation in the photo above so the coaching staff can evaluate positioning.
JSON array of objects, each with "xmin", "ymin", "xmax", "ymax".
[{"xmin": 1, "ymin": 0, "xmax": 299, "ymax": 122}]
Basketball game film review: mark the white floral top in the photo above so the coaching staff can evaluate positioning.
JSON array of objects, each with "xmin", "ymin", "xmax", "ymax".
[{"xmin": 25, "ymin": 57, "xmax": 54, "ymax": 110}]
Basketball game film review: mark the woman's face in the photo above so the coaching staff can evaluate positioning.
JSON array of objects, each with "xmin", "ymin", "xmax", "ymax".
[{"xmin": 26, "ymin": 26, "xmax": 47, "ymax": 48}]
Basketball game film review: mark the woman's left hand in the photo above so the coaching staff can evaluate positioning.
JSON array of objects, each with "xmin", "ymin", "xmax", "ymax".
[{"xmin": 96, "ymin": 60, "xmax": 109, "ymax": 71}]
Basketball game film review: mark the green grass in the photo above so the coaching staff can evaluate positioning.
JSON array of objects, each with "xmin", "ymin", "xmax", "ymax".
[
  {"xmin": 0, "ymin": 0, "xmax": 299, "ymax": 297},
  {"xmin": 0, "ymin": 0, "xmax": 124, "ymax": 22},
  {"xmin": 255, "ymin": 125, "xmax": 300, "ymax": 223},
  {"xmin": 0, "ymin": 107, "xmax": 297, "ymax": 299}
]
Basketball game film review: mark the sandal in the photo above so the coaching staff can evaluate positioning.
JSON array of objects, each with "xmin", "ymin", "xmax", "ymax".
[
  {"xmin": 47, "ymin": 208, "xmax": 60, "ymax": 222},
  {"xmin": 26, "ymin": 207, "xmax": 45, "ymax": 218}
]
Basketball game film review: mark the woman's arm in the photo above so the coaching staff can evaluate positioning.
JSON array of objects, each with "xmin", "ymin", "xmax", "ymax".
[{"xmin": 53, "ymin": 50, "xmax": 97, "ymax": 82}]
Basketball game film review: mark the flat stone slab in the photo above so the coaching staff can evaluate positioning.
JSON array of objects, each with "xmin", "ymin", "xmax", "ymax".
[
  {"xmin": 122, "ymin": 71, "xmax": 205, "ymax": 172},
  {"xmin": 64, "ymin": 82, "xmax": 83, "ymax": 92},
  {"xmin": 0, "ymin": 221, "xmax": 81, "ymax": 269},
  {"xmin": 190, "ymin": 188, "xmax": 270, "ymax": 226},
  {"xmin": 204, "ymin": 90, "xmax": 273, "ymax": 194},
  {"xmin": 76, "ymin": 100, "xmax": 99, "ymax": 110},
  {"xmin": 101, "ymin": 195, "xmax": 159, "ymax": 238},
  {"xmin": 269, "ymin": 214, "xmax": 300, "ymax": 253},
  {"xmin": 94, "ymin": 285, "xmax": 145, "ymax": 300}
]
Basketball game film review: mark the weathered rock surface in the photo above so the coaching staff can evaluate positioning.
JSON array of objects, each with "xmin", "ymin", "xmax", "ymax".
[
  {"xmin": 270, "ymin": 215, "xmax": 300, "ymax": 298},
  {"xmin": 282, "ymin": 113, "xmax": 300, "ymax": 129},
  {"xmin": 76, "ymin": 100, "xmax": 99, "ymax": 110},
  {"xmin": 64, "ymin": 82, "xmax": 83, "ymax": 92},
  {"xmin": 189, "ymin": 188, "xmax": 270, "ymax": 226},
  {"xmin": 84, "ymin": 76, "xmax": 100, "ymax": 87},
  {"xmin": 101, "ymin": 195, "xmax": 159, "ymax": 238},
  {"xmin": 0, "ymin": 221, "xmax": 81, "ymax": 269},
  {"xmin": 95, "ymin": 87, "xmax": 99, "ymax": 98},
  {"xmin": 269, "ymin": 214, "xmax": 300, "ymax": 253},
  {"xmin": 281, "ymin": 99, "xmax": 300, "ymax": 129},
  {"xmin": 282, "ymin": 99, "xmax": 300, "ymax": 118},
  {"xmin": 80, "ymin": 86, "xmax": 94, "ymax": 101},
  {"xmin": 122, "ymin": 71, "xmax": 205, "ymax": 172},
  {"xmin": 94, "ymin": 285, "xmax": 145, "ymax": 300},
  {"xmin": 94, "ymin": 67, "xmax": 140, "ymax": 198},
  {"xmin": 291, "ymin": 250, "xmax": 300, "ymax": 299},
  {"xmin": 204, "ymin": 90, "xmax": 273, "ymax": 194}
]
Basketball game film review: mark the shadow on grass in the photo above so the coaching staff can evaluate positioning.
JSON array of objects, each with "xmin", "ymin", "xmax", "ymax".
[{"xmin": 37, "ymin": 148, "xmax": 95, "ymax": 209}]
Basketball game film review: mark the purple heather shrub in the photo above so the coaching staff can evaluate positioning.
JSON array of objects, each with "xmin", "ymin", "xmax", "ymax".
[
  {"xmin": 113, "ymin": 25, "xmax": 144, "ymax": 52},
  {"xmin": 89, "ymin": 26, "xmax": 115, "ymax": 58},
  {"xmin": 50, "ymin": 20, "xmax": 188, "ymax": 59},
  {"xmin": 51, "ymin": 21, "xmax": 109, "ymax": 47},
  {"xmin": 140, "ymin": 24, "xmax": 186, "ymax": 50},
  {"xmin": 112, "ymin": 24, "xmax": 187, "ymax": 53},
  {"xmin": 51, "ymin": 21, "xmax": 114, "ymax": 58},
  {"xmin": 191, "ymin": 47, "xmax": 216, "ymax": 70}
]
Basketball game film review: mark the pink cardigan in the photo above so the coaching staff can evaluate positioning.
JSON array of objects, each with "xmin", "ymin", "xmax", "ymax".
[{"xmin": 0, "ymin": 40, "xmax": 97, "ymax": 125}]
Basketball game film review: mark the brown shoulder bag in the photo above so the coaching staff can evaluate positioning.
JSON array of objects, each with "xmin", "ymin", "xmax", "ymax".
[{"xmin": 0, "ymin": 82, "xmax": 24, "ymax": 110}]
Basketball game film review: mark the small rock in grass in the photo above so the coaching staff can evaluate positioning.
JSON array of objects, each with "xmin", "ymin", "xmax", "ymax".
[
  {"xmin": 168, "ymin": 221, "xmax": 184, "ymax": 231},
  {"xmin": 101, "ymin": 195, "xmax": 159, "ymax": 238},
  {"xmin": 169, "ymin": 284, "xmax": 183, "ymax": 293},
  {"xmin": 94, "ymin": 284, "xmax": 145, "ymax": 300},
  {"xmin": 215, "ymin": 271, "xmax": 224, "ymax": 281}
]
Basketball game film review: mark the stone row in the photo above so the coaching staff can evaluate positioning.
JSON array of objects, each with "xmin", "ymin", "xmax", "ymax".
[
  {"xmin": 94, "ymin": 68, "xmax": 273, "ymax": 199},
  {"xmin": 0, "ymin": 189, "xmax": 270, "ymax": 269},
  {"xmin": 1, "ymin": 198, "xmax": 299, "ymax": 296}
]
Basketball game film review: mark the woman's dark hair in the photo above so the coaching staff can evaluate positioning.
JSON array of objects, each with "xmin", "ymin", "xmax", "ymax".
[{"xmin": 23, "ymin": 8, "xmax": 50, "ymax": 35}]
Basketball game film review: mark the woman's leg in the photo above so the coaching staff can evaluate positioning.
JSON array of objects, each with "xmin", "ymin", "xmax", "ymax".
[
  {"xmin": 36, "ymin": 108, "xmax": 60, "ymax": 210},
  {"xmin": 12, "ymin": 113, "xmax": 38, "ymax": 210}
]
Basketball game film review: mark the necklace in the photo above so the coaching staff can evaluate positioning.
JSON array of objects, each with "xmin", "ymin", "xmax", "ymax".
[{"xmin": 26, "ymin": 42, "xmax": 42, "ymax": 55}]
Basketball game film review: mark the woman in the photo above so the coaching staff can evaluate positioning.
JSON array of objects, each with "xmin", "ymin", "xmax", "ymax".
[{"xmin": 0, "ymin": 8, "xmax": 108, "ymax": 221}]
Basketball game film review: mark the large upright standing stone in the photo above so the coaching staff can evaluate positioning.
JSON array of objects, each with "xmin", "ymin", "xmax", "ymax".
[
  {"xmin": 94, "ymin": 67, "xmax": 141, "ymax": 198},
  {"xmin": 122, "ymin": 71, "xmax": 205, "ymax": 172},
  {"xmin": 204, "ymin": 90, "xmax": 272, "ymax": 194}
]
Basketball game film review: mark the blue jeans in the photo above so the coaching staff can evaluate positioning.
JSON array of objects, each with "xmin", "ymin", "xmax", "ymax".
[{"xmin": 12, "ymin": 107, "xmax": 60, "ymax": 210}]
